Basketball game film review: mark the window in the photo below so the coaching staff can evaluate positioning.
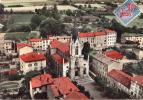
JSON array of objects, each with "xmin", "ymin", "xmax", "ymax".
[
  {"xmin": 28, "ymin": 64, "xmax": 32, "ymax": 67},
  {"xmin": 34, "ymin": 63, "xmax": 38, "ymax": 66}
]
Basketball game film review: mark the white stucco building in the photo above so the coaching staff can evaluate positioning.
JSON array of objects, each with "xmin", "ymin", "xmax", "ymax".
[
  {"xmin": 20, "ymin": 52, "xmax": 46, "ymax": 74},
  {"xmin": 130, "ymin": 76, "xmax": 143, "ymax": 99},
  {"xmin": 90, "ymin": 52, "xmax": 123, "ymax": 80},
  {"xmin": 121, "ymin": 33, "xmax": 143, "ymax": 47},
  {"xmin": 17, "ymin": 43, "xmax": 33, "ymax": 56},
  {"xmin": 0, "ymin": 40, "xmax": 16, "ymax": 55},
  {"xmin": 29, "ymin": 38, "xmax": 50, "ymax": 51},
  {"xmin": 47, "ymin": 29, "xmax": 117, "ymax": 50}
]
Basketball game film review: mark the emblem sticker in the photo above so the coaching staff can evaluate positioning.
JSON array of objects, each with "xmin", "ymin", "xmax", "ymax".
[{"xmin": 114, "ymin": 0, "xmax": 141, "ymax": 26}]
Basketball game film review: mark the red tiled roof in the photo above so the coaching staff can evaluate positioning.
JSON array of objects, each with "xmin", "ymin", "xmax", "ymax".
[
  {"xmin": 31, "ymin": 74, "xmax": 53, "ymax": 88},
  {"xmin": 17, "ymin": 43, "xmax": 32, "ymax": 49},
  {"xmin": 51, "ymin": 40, "xmax": 70, "ymax": 52},
  {"xmin": 20, "ymin": 52, "xmax": 46, "ymax": 62},
  {"xmin": 105, "ymin": 50, "xmax": 123, "ymax": 60},
  {"xmin": 51, "ymin": 40, "xmax": 62, "ymax": 48},
  {"xmin": 108, "ymin": 69, "xmax": 132, "ymax": 88},
  {"xmin": 50, "ymin": 77, "xmax": 80, "ymax": 97},
  {"xmin": 58, "ymin": 42, "xmax": 70, "ymax": 54},
  {"xmin": 52, "ymin": 53, "xmax": 67, "ymax": 64},
  {"xmin": 29, "ymin": 38, "xmax": 49, "ymax": 42},
  {"xmin": 65, "ymin": 92, "xmax": 88, "ymax": 100},
  {"xmin": 132, "ymin": 76, "xmax": 143, "ymax": 87},
  {"xmin": 79, "ymin": 29, "xmax": 116, "ymax": 38},
  {"xmin": 105, "ymin": 29, "xmax": 115, "ymax": 33},
  {"xmin": 50, "ymin": 85, "xmax": 60, "ymax": 97},
  {"xmin": 79, "ymin": 32, "xmax": 106, "ymax": 38}
]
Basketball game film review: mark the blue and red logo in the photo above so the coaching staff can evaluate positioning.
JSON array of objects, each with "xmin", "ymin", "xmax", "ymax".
[{"xmin": 114, "ymin": 0, "xmax": 141, "ymax": 26}]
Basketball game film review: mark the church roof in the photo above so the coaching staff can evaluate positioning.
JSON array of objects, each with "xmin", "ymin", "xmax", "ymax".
[{"xmin": 51, "ymin": 40, "xmax": 70, "ymax": 55}]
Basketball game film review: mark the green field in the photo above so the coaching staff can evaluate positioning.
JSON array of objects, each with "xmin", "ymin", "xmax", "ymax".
[
  {"xmin": 3, "ymin": 0, "xmax": 56, "ymax": 7},
  {"xmin": 5, "ymin": 32, "xmax": 40, "ymax": 41},
  {"xmin": 7, "ymin": 14, "xmax": 34, "ymax": 29}
]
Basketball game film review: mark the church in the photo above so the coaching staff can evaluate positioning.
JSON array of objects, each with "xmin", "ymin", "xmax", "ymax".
[{"xmin": 47, "ymin": 27, "xmax": 89, "ymax": 80}]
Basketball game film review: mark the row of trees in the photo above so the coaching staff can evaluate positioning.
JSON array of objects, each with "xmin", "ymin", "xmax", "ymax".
[{"xmin": 30, "ymin": 4, "xmax": 67, "ymax": 37}]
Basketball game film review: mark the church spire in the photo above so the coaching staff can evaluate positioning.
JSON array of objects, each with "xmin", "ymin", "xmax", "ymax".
[{"xmin": 71, "ymin": 14, "xmax": 79, "ymax": 42}]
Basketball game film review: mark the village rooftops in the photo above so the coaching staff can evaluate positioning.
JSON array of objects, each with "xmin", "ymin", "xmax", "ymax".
[
  {"xmin": 20, "ymin": 52, "xmax": 46, "ymax": 62},
  {"xmin": 52, "ymin": 53, "xmax": 68, "ymax": 64},
  {"xmin": 104, "ymin": 50, "xmax": 124, "ymax": 60},
  {"xmin": 79, "ymin": 32, "xmax": 106, "ymax": 38},
  {"xmin": 17, "ymin": 43, "xmax": 32, "ymax": 49},
  {"xmin": 29, "ymin": 38, "xmax": 49, "ymax": 42},
  {"xmin": 132, "ymin": 76, "xmax": 143, "ymax": 87},
  {"xmin": 51, "ymin": 40, "xmax": 70, "ymax": 54},
  {"xmin": 31, "ymin": 74, "xmax": 53, "ymax": 89},
  {"xmin": 79, "ymin": 29, "xmax": 116, "ymax": 38},
  {"xmin": 92, "ymin": 53, "xmax": 119, "ymax": 66},
  {"xmin": 108, "ymin": 69, "xmax": 132, "ymax": 88},
  {"xmin": 50, "ymin": 77, "xmax": 80, "ymax": 97}
]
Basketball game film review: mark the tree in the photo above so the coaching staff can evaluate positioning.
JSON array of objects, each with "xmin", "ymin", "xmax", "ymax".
[
  {"xmin": 41, "ymin": 4, "xmax": 47, "ymax": 16},
  {"xmin": 82, "ymin": 42, "xmax": 90, "ymax": 60},
  {"xmin": 81, "ymin": 25, "xmax": 91, "ymax": 32},
  {"xmin": 66, "ymin": 9, "xmax": 73, "ymax": 16},
  {"xmin": 39, "ymin": 18, "xmax": 65, "ymax": 37},
  {"xmin": 52, "ymin": 4, "xmax": 61, "ymax": 20},
  {"xmin": 0, "ymin": 3, "xmax": 4, "ymax": 14},
  {"xmin": 88, "ymin": 4, "xmax": 92, "ymax": 8},
  {"xmin": 30, "ymin": 15, "xmax": 46, "ymax": 29},
  {"xmin": 62, "ymin": 0, "xmax": 70, "ymax": 5}
]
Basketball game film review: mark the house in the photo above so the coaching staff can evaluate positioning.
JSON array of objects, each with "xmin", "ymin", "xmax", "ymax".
[
  {"xmin": 17, "ymin": 43, "xmax": 33, "ymax": 56},
  {"xmin": 28, "ymin": 38, "xmax": 50, "ymax": 51},
  {"xmin": 121, "ymin": 33, "xmax": 143, "ymax": 47},
  {"xmin": 29, "ymin": 74, "xmax": 53, "ymax": 99},
  {"xmin": 49, "ymin": 35, "xmax": 71, "ymax": 43},
  {"xmin": 130, "ymin": 76, "xmax": 143, "ymax": 99},
  {"xmin": 30, "ymin": 74, "xmax": 88, "ymax": 99},
  {"xmin": 0, "ymin": 40, "xmax": 16, "ymax": 55},
  {"xmin": 20, "ymin": 52, "xmax": 46, "ymax": 74},
  {"xmin": 90, "ymin": 53, "xmax": 122, "ymax": 80},
  {"xmin": 79, "ymin": 31, "xmax": 107, "ymax": 49},
  {"xmin": 107, "ymin": 69, "xmax": 132, "ymax": 94},
  {"xmin": 48, "ymin": 28, "xmax": 90, "ymax": 81},
  {"xmin": 107, "ymin": 69, "xmax": 143, "ymax": 99},
  {"xmin": 105, "ymin": 29, "xmax": 117, "ymax": 47},
  {"xmin": 79, "ymin": 29, "xmax": 117, "ymax": 49}
]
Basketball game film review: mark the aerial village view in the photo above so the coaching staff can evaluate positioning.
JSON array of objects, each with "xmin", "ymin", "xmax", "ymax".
[{"xmin": 1, "ymin": 0, "xmax": 143, "ymax": 99}]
